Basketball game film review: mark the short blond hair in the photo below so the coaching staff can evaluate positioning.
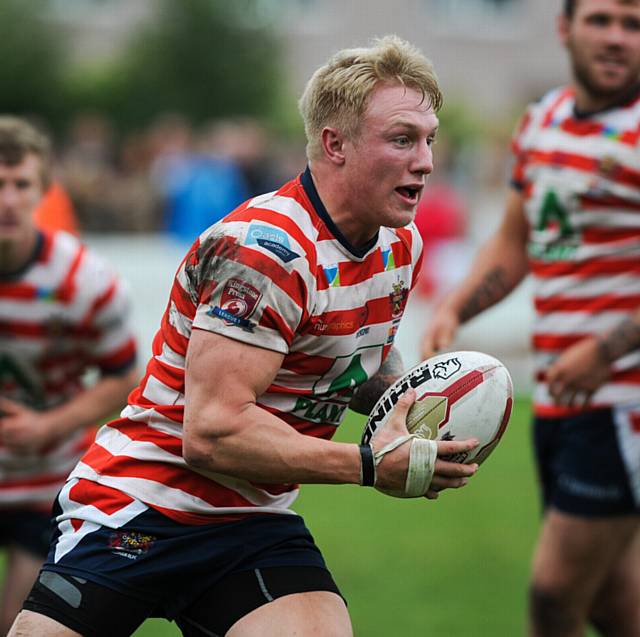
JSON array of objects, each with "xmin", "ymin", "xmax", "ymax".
[
  {"xmin": 0, "ymin": 116, "xmax": 51, "ymax": 188},
  {"xmin": 299, "ymin": 35, "xmax": 442, "ymax": 161}
]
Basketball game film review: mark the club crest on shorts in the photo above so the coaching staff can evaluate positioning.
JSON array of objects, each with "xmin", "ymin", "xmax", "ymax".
[
  {"xmin": 208, "ymin": 278, "xmax": 261, "ymax": 332},
  {"xmin": 109, "ymin": 531, "xmax": 156, "ymax": 560}
]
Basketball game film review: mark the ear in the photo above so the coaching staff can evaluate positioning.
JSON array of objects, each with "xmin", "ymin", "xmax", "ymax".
[
  {"xmin": 320, "ymin": 127, "xmax": 346, "ymax": 166},
  {"xmin": 557, "ymin": 13, "xmax": 570, "ymax": 47}
]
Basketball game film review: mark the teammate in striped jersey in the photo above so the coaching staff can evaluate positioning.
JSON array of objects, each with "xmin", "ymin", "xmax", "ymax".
[
  {"xmin": 0, "ymin": 117, "xmax": 138, "ymax": 634},
  {"xmin": 11, "ymin": 37, "xmax": 480, "ymax": 637},
  {"xmin": 422, "ymin": 1, "xmax": 640, "ymax": 635}
]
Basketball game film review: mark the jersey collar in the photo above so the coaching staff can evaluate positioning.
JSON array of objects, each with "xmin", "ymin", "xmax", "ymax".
[
  {"xmin": 0, "ymin": 231, "xmax": 45, "ymax": 280},
  {"xmin": 301, "ymin": 166, "xmax": 379, "ymax": 259}
]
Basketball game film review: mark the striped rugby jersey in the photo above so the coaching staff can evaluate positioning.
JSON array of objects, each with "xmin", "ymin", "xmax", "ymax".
[
  {"xmin": 512, "ymin": 86, "xmax": 640, "ymax": 417},
  {"xmin": 67, "ymin": 168, "xmax": 423, "ymax": 525},
  {"xmin": 0, "ymin": 230, "xmax": 136, "ymax": 508}
]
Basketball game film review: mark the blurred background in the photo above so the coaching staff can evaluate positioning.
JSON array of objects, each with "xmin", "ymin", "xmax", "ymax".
[
  {"xmin": 3, "ymin": 0, "xmax": 569, "ymax": 387},
  {"xmin": 2, "ymin": 1, "xmax": 572, "ymax": 634}
]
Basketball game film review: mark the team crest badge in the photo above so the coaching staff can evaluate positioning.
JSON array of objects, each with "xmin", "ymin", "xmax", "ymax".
[
  {"xmin": 208, "ymin": 278, "xmax": 261, "ymax": 332},
  {"xmin": 389, "ymin": 281, "xmax": 408, "ymax": 318},
  {"xmin": 109, "ymin": 531, "xmax": 156, "ymax": 559}
]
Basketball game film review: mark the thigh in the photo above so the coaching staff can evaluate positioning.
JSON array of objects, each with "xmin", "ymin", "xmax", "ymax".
[
  {"xmin": 227, "ymin": 591, "xmax": 352, "ymax": 637},
  {"xmin": 1, "ymin": 546, "xmax": 46, "ymax": 635},
  {"xmin": 21, "ymin": 570, "xmax": 155, "ymax": 637},
  {"xmin": 8, "ymin": 609, "xmax": 83, "ymax": 637},
  {"xmin": 177, "ymin": 565, "xmax": 346, "ymax": 637},
  {"xmin": 532, "ymin": 509, "xmax": 640, "ymax": 603},
  {"xmin": 589, "ymin": 525, "xmax": 640, "ymax": 632}
]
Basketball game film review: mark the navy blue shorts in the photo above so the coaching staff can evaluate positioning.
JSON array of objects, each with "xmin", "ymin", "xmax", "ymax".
[
  {"xmin": 24, "ymin": 502, "xmax": 342, "ymax": 636},
  {"xmin": 0, "ymin": 508, "xmax": 52, "ymax": 558},
  {"xmin": 534, "ymin": 405, "xmax": 640, "ymax": 517}
]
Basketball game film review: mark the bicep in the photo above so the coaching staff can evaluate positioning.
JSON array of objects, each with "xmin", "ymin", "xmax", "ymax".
[
  {"xmin": 183, "ymin": 328, "xmax": 284, "ymax": 438},
  {"xmin": 499, "ymin": 188, "xmax": 529, "ymax": 253}
]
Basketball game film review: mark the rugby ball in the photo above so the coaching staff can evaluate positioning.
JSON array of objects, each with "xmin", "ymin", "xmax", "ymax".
[{"xmin": 362, "ymin": 351, "xmax": 513, "ymax": 465}]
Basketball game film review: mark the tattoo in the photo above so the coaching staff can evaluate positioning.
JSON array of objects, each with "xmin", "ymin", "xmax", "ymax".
[
  {"xmin": 597, "ymin": 317, "xmax": 640, "ymax": 363},
  {"xmin": 349, "ymin": 348, "xmax": 404, "ymax": 415},
  {"xmin": 460, "ymin": 267, "xmax": 510, "ymax": 322}
]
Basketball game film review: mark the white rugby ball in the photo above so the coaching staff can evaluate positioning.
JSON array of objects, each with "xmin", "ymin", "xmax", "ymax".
[{"xmin": 362, "ymin": 351, "xmax": 513, "ymax": 465}]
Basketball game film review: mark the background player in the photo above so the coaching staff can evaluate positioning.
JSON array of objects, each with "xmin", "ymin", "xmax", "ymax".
[
  {"xmin": 422, "ymin": 1, "xmax": 640, "ymax": 635},
  {"xmin": 0, "ymin": 116, "xmax": 138, "ymax": 634},
  {"xmin": 10, "ymin": 36, "xmax": 479, "ymax": 637}
]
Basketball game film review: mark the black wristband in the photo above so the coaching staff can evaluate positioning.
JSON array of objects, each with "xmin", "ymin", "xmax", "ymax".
[{"xmin": 359, "ymin": 444, "xmax": 376, "ymax": 487}]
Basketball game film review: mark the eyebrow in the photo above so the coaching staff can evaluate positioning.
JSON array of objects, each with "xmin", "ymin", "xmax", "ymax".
[{"xmin": 385, "ymin": 120, "xmax": 439, "ymax": 135}]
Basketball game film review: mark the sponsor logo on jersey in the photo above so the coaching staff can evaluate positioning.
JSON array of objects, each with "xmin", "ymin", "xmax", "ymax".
[
  {"xmin": 386, "ymin": 323, "xmax": 399, "ymax": 344},
  {"xmin": 381, "ymin": 248, "xmax": 396, "ymax": 271},
  {"xmin": 293, "ymin": 396, "xmax": 348, "ymax": 425},
  {"xmin": 311, "ymin": 319, "xmax": 355, "ymax": 335},
  {"xmin": 109, "ymin": 531, "xmax": 156, "ymax": 560},
  {"xmin": 208, "ymin": 278, "xmax": 261, "ymax": 331},
  {"xmin": 245, "ymin": 223, "xmax": 300, "ymax": 263},
  {"xmin": 389, "ymin": 281, "xmax": 408, "ymax": 318},
  {"xmin": 323, "ymin": 264, "xmax": 340, "ymax": 288},
  {"xmin": 311, "ymin": 306, "xmax": 368, "ymax": 336},
  {"xmin": 432, "ymin": 357, "xmax": 461, "ymax": 380}
]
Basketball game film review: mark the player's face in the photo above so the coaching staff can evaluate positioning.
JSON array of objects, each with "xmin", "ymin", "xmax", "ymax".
[
  {"xmin": 0, "ymin": 154, "xmax": 44, "ymax": 243},
  {"xmin": 342, "ymin": 84, "xmax": 438, "ymax": 243},
  {"xmin": 560, "ymin": 0, "xmax": 640, "ymax": 105}
]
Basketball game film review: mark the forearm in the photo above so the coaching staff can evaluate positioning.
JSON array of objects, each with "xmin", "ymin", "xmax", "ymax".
[
  {"xmin": 184, "ymin": 402, "xmax": 362, "ymax": 485},
  {"xmin": 42, "ymin": 367, "xmax": 138, "ymax": 439},
  {"xmin": 349, "ymin": 347, "xmax": 404, "ymax": 415},
  {"xmin": 444, "ymin": 234, "xmax": 528, "ymax": 323},
  {"xmin": 597, "ymin": 310, "xmax": 640, "ymax": 363}
]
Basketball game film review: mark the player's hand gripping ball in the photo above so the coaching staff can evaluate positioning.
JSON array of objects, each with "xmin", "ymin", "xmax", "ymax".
[{"xmin": 363, "ymin": 351, "xmax": 513, "ymax": 466}]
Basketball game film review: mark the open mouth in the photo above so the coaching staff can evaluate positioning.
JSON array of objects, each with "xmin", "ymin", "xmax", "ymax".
[
  {"xmin": 596, "ymin": 55, "xmax": 627, "ymax": 72},
  {"xmin": 395, "ymin": 186, "xmax": 421, "ymax": 204}
]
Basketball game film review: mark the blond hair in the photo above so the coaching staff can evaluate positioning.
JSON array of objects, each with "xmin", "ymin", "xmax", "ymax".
[
  {"xmin": 299, "ymin": 35, "xmax": 442, "ymax": 161},
  {"xmin": 0, "ymin": 116, "xmax": 51, "ymax": 188}
]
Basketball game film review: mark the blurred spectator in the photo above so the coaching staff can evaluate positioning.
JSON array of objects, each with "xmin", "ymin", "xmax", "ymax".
[
  {"xmin": 33, "ymin": 181, "xmax": 79, "ymax": 236},
  {"xmin": 58, "ymin": 111, "xmax": 117, "ymax": 230},
  {"xmin": 204, "ymin": 117, "xmax": 282, "ymax": 195},
  {"xmin": 149, "ymin": 113, "xmax": 249, "ymax": 243}
]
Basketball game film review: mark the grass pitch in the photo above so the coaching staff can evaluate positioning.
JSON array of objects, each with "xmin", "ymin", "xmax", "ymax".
[{"xmin": 2, "ymin": 396, "xmax": 540, "ymax": 636}]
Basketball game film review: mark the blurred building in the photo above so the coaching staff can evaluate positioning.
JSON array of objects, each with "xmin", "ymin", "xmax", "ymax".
[{"xmin": 47, "ymin": 0, "xmax": 567, "ymax": 120}]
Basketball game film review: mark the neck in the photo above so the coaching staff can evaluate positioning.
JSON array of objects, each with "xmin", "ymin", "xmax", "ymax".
[
  {"xmin": 0, "ymin": 229, "xmax": 39, "ymax": 274},
  {"xmin": 308, "ymin": 163, "xmax": 376, "ymax": 248},
  {"xmin": 573, "ymin": 80, "xmax": 640, "ymax": 114}
]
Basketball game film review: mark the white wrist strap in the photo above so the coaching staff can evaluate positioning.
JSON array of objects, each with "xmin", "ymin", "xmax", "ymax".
[{"xmin": 374, "ymin": 434, "xmax": 438, "ymax": 497}]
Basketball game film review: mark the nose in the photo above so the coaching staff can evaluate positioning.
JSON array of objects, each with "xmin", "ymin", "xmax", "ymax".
[
  {"xmin": 412, "ymin": 140, "xmax": 434, "ymax": 175},
  {"xmin": 0, "ymin": 185, "xmax": 18, "ymax": 209},
  {"xmin": 604, "ymin": 21, "xmax": 630, "ymax": 48}
]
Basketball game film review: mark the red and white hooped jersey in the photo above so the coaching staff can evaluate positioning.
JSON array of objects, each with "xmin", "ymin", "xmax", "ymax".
[
  {"xmin": 67, "ymin": 168, "xmax": 423, "ymax": 524},
  {"xmin": 512, "ymin": 86, "xmax": 640, "ymax": 417},
  {"xmin": 0, "ymin": 230, "xmax": 136, "ymax": 507}
]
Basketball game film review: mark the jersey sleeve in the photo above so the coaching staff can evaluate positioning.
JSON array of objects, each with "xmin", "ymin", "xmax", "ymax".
[
  {"xmin": 79, "ymin": 252, "xmax": 137, "ymax": 375},
  {"xmin": 190, "ymin": 221, "xmax": 312, "ymax": 354},
  {"xmin": 510, "ymin": 105, "xmax": 535, "ymax": 191}
]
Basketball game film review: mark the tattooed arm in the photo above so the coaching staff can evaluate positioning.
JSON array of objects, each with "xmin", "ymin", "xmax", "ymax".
[
  {"xmin": 349, "ymin": 348, "xmax": 405, "ymax": 415},
  {"xmin": 422, "ymin": 189, "xmax": 530, "ymax": 357},
  {"xmin": 597, "ymin": 315, "xmax": 640, "ymax": 363},
  {"xmin": 546, "ymin": 312, "xmax": 640, "ymax": 406}
]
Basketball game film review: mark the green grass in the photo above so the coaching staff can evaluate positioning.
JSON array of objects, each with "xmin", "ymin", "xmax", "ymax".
[{"xmin": 4, "ymin": 397, "xmax": 542, "ymax": 636}]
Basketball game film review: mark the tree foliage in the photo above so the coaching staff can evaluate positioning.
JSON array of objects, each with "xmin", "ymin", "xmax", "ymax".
[
  {"xmin": 72, "ymin": 0, "xmax": 282, "ymax": 130},
  {"xmin": 0, "ymin": 0, "xmax": 67, "ymax": 127}
]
